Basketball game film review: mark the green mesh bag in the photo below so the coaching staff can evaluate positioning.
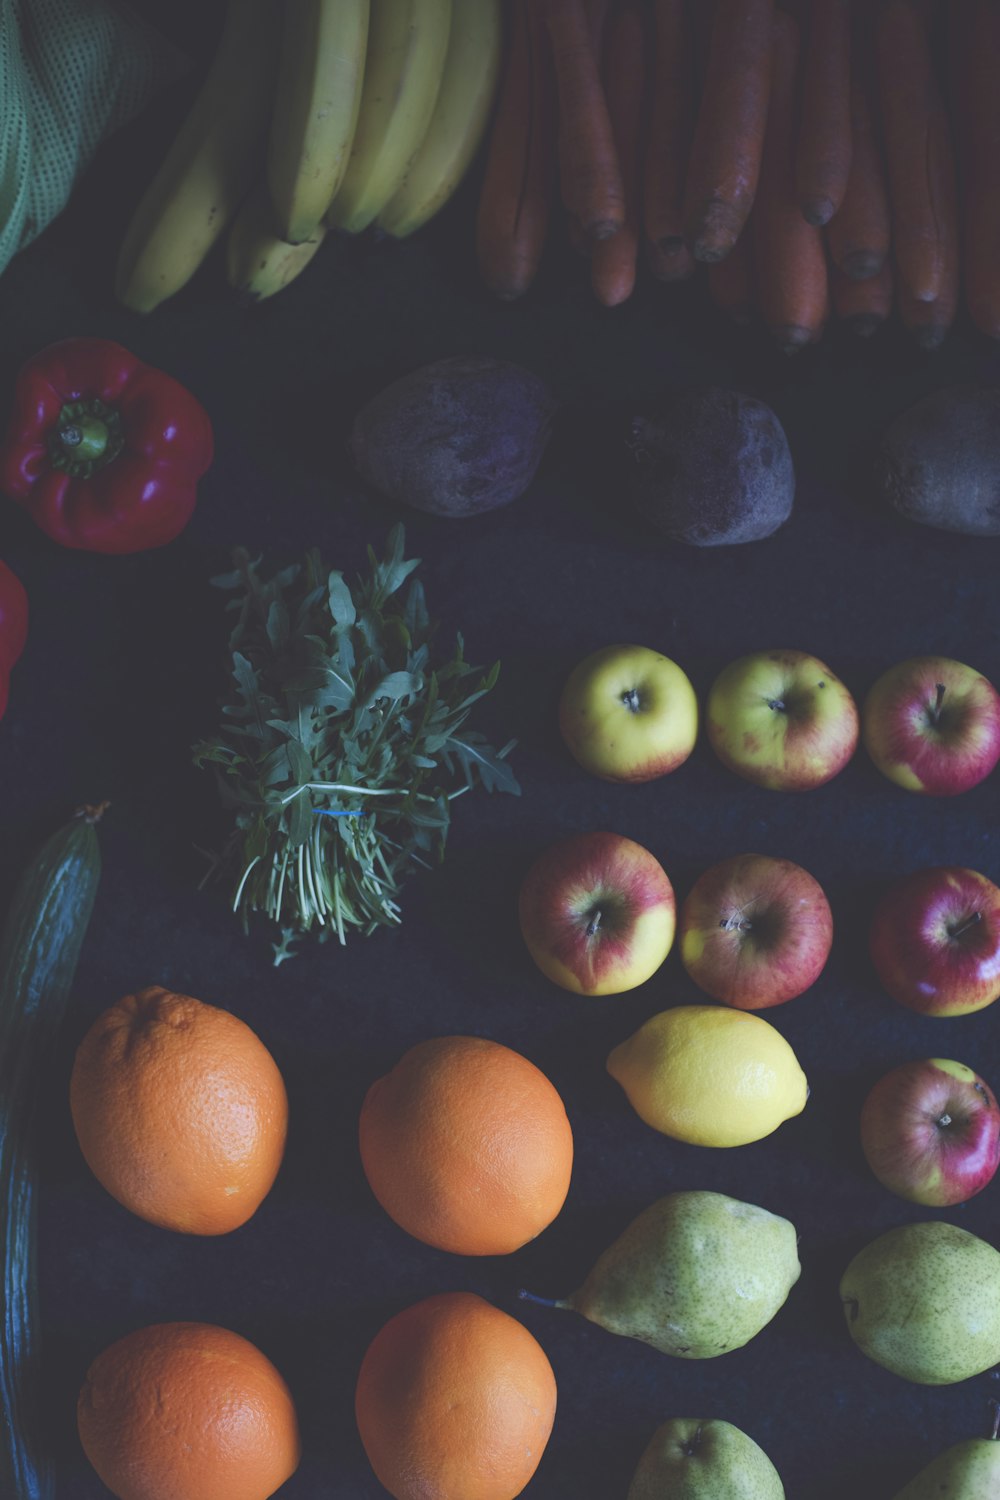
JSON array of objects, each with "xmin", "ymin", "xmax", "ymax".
[{"xmin": 0, "ymin": 0, "xmax": 187, "ymax": 271}]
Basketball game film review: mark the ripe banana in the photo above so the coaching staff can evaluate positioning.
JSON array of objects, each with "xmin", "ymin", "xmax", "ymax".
[
  {"xmin": 377, "ymin": 0, "xmax": 501, "ymax": 238},
  {"xmin": 115, "ymin": 0, "xmax": 281, "ymax": 314},
  {"xmin": 227, "ymin": 183, "xmax": 327, "ymax": 302},
  {"xmin": 327, "ymin": 0, "xmax": 452, "ymax": 234},
  {"xmin": 266, "ymin": 0, "xmax": 370, "ymax": 244}
]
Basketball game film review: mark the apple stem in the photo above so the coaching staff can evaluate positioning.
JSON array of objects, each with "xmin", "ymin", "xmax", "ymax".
[
  {"xmin": 586, "ymin": 909, "xmax": 602, "ymax": 937},
  {"xmin": 949, "ymin": 911, "xmax": 983, "ymax": 941},
  {"xmin": 936, "ymin": 1113, "xmax": 952, "ymax": 1129},
  {"xmin": 622, "ymin": 688, "xmax": 641, "ymax": 713},
  {"xmin": 681, "ymin": 1426, "xmax": 704, "ymax": 1457},
  {"xmin": 517, "ymin": 1288, "xmax": 570, "ymax": 1311},
  {"xmin": 927, "ymin": 682, "xmax": 947, "ymax": 725},
  {"xmin": 766, "ymin": 697, "xmax": 786, "ymax": 714},
  {"xmin": 721, "ymin": 914, "xmax": 753, "ymax": 933}
]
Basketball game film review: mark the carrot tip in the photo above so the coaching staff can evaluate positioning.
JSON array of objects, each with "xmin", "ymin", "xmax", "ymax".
[
  {"xmin": 846, "ymin": 314, "xmax": 884, "ymax": 338},
  {"xmin": 771, "ymin": 325, "xmax": 814, "ymax": 353},
  {"xmin": 657, "ymin": 235, "xmax": 688, "ymax": 256},
  {"xmin": 801, "ymin": 197, "xmax": 835, "ymax": 227},
  {"xmin": 908, "ymin": 324, "xmax": 949, "ymax": 351}
]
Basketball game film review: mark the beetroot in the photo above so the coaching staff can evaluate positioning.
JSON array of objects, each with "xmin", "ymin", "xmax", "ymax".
[{"xmin": 352, "ymin": 356, "xmax": 555, "ymax": 518}]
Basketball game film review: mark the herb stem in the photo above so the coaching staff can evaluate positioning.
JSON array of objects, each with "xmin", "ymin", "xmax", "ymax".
[{"xmin": 232, "ymin": 855, "xmax": 261, "ymax": 911}]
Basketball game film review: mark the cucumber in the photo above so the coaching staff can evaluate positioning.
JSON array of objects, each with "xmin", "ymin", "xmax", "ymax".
[{"xmin": 0, "ymin": 804, "xmax": 105, "ymax": 1500}]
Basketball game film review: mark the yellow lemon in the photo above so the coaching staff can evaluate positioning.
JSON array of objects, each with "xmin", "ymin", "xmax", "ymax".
[{"xmin": 607, "ymin": 1004, "xmax": 808, "ymax": 1147}]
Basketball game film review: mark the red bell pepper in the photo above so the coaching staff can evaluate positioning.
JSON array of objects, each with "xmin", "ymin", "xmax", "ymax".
[
  {"xmin": 0, "ymin": 560, "xmax": 27, "ymax": 721},
  {"xmin": 0, "ymin": 338, "xmax": 214, "ymax": 554}
]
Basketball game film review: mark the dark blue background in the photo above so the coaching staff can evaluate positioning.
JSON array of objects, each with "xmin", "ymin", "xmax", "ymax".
[{"xmin": 3, "ymin": 13, "xmax": 1000, "ymax": 1497}]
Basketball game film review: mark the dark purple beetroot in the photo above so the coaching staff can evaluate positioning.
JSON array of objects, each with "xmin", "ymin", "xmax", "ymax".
[
  {"xmin": 351, "ymin": 356, "xmax": 555, "ymax": 518},
  {"xmin": 877, "ymin": 387, "xmax": 1000, "ymax": 536},
  {"xmin": 631, "ymin": 387, "xmax": 795, "ymax": 545}
]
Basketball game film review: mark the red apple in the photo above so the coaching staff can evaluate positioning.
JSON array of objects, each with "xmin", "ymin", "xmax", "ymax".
[
  {"xmin": 706, "ymin": 649, "xmax": 859, "ymax": 791},
  {"xmin": 862, "ymin": 656, "xmax": 1000, "ymax": 796},
  {"xmin": 870, "ymin": 866, "xmax": 1000, "ymax": 1016},
  {"xmin": 860, "ymin": 1059, "xmax": 1000, "ymax": 1206},
  {"xmin": 518, "ymin": 831, "xmax": 675, "ymax": 995},
  {"xmin": 679, "ymin": 854, "xmax": 833, "ymax": 1009}
]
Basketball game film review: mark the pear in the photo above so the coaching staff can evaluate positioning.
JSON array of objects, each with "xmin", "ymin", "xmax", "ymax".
[
  {"xmin": 892, "ymin": 1407, "xmax": 1000, "ymax": 1498},
  {"xmin": 522, "ymin": 1190, "xmax": 799, "ymax": 1357},
  {"xmin": 840, "ymin": 1221, "xmax": 1000, "ymax": 1384},
  {"xmin": 628, "ymin": 1417, "xmax": 785, "ymax": 1499}
]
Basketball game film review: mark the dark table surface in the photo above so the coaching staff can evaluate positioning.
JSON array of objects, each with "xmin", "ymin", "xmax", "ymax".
[{"xmin": 3, "ymin": 15, "xmax": 1000, "ymax": 1500}]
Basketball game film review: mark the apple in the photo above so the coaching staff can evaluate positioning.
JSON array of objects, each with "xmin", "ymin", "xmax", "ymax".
[
  {"xmin": 862, "ymin": 655, "xmax": 1000, "ymax": 796},
  {"xmin": 557, "ymin": 643, "xmax": 698, "ymax": 783},
  {"xmin": 870, "ymin": 866, "xmax": 1000, "ymax": 1016},
  {"xmin": 860, "ymin": 1059, "xmax": 1000, "ymax": 1206},
  {"xmin": 706, "ymin": 649, "xmax": 859, "ymax": 791},
  {"xmin": 518, "ymin": 830, "xmax": 675, "ymax": 995},
  {"xmin": 678, "ymin": 853, "xmax": 833, "ymax": 1009}
]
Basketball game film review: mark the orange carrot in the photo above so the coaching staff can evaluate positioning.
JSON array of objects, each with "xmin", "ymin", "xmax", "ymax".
[
  {"xmin": 795, "ymin": 0, "xmax": 853, "ymax": 226},
  {"xmin": 683, "ymin": 0, "xmax": 774, "ymax": 262},
  {"xmin": 826, "ymin": 9, "xmax": 890, "ymax": 280},
  {"xmin": 753, "ymin": 11, "xmax": 829, "ymax": 350},
  {"xmin": 831, "ymin": 257, "xmax": 893, "ymax": 335},
  {"xmin": 543, "ymin": 0, "xmax": 625, "ymax": 240},
  {"xmin": 875, "ymin": 0, "xmax": 958, "ymax": 303},
  {"xmin": 643, "ymin": 0, "xmax": 695, "ymax": 280},
  {"xmin": 949, "ymin": 0, "xmax": 1000, "ymax": 337},
  {"xmin": 592, "ymin": 0, "xmax": 646, "ymax": 306},
  {"xmin": 895, "ymin": 207, "xmax": 959, "ymax": 349},
  {"xmin": 476, "ymin": 0, "xmax": 555, "ymax": 299},
  {"xmin": 708, "ymin": 228, "xmax": 754, "ymax": 322},
  {"xmin": 646, "ymin": 236, "xmax": 696, "ymax": 281}
]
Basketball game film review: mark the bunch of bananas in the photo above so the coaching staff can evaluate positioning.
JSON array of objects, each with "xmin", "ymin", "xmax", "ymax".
[{"xmin": 115, "ymin": 0, "xmax": 501, "ymax": 311}]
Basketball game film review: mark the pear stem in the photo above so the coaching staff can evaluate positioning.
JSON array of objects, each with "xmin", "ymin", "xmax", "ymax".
[
  {"xmin": 517, "ymin": 1288, "xmax": 571, "ymax": 1311},
  {"xmin": 991, "ymin": 1401, "xmax": 1000, "ymax": 1441}
]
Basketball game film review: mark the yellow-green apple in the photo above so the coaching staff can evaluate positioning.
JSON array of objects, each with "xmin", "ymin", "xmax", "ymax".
[
  {"xmin": 519, "ymin": 831, "xmax": 675, "ymax": 994},
  {"xmin": 706, "ymin": 650, "xmax": 859, "ymax": 790},
  {"xmin": 679, "ymin": 854, "xmax": 833, "ymax": 1009},
  {"xmin": 860, "ymin": 1059, "xmax": 1000, "ymax": 1206},
  {"xmin": 558, "ymin": 644, "xmax": 698, "ymax": 783},
  {"xmin": 862, "ymin": 655, "xmax": 1000, "ymax": 796},
  {"xmin": 870, "ymin": 867, "xmax": 1000, "ymax": 1016}
]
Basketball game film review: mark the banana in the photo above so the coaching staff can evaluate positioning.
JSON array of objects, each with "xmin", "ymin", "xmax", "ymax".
[
  {"xmin": 377, "ymin": 0, "xmax": 501, "ymax": 239},
  {"xmin": 266, "ymin": 0, "xmax": 370, "ymax": 244},
  {"xmin": 115, "ymin": 0, "xmax": 282, "ymax": 313},
  {"xmin": 327, "ymin": 0, "xmax": 452, "ymax": 234},
  {"xmin": 226, "ymin": 182, "xmax": 327, "ymax": 302}
]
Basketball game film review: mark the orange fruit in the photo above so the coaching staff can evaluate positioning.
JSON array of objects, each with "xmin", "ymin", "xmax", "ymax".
[
  {"xmin": 78, "ymin": 1321, "xmax": 300, "ymax": 1500},
  {"xmin": 69, "ymin": 987, "xmax": 288, "ymax": 1235},
  {"xmin": 359, "ymin": 1035, "xmax": 573, "ymax": 1255},
  {"xmin": 356, "ymin": 1291, "xmax": 557, "ymax": 1500}
]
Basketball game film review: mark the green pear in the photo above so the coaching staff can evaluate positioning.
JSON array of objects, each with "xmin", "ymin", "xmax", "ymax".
[
  {"xmin": 524, "ymin": 1190, "xmax": 799, "ymax": 1357},
  {"xmin": 628, "ymin": 1417, "xmax": 785, "ymax": 1499},
  {"xmin": 892, "ymin": 1408, "xmax": 1000, "ymax": 1498},
  {"xmin": 840, "ymin": 1221, "xmax": 1000, "ymax": 1384}
]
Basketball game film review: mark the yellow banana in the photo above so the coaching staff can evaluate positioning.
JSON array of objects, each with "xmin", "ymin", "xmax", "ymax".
[
  {"xmin": 266, "ymin": 0, "xmax": 370, "ymax": 244},
  {"xmin": 377, "ymin": 0, "xmax": 501, "ymax": 239},
  {"xmin": 115, "ymin": 0, "xmax": 281, "ymax": 313},
  {"xmin": 226, "ymin": 182, "xmax": 327, "ymax": 302},
  {"xmin": 327, "ymin": 0, "xmax": 452, "ymax": 234}
]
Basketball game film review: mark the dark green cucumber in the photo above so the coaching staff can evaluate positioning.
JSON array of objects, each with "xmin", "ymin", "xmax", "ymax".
[{"xmin": 0, "ymin": 805, "xmax": 105, "ymax": 1500}]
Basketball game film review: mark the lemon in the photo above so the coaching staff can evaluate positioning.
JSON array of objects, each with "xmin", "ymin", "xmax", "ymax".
[{"xmin": 607, "ymin": 1004, "xmax": 808, "ymax": 1147}]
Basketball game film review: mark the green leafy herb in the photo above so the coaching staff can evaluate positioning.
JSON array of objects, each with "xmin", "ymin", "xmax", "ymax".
[{"xmin": 193, "ymin": 526, "xmax": 518, "ymax": 962}]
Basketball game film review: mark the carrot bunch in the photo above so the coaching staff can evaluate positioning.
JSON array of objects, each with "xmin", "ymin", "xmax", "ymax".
[{"xmin": 476, "ymin": 0, "xmax": 1000, "ymax": 349}]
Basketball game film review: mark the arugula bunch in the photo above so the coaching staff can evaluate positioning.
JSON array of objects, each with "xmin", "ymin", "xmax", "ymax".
[{"xmin": 193, "ymin": 526, "xmax": 518, "ymax": 963}]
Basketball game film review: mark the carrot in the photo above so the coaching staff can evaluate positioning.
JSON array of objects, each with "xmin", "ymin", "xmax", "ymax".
[
  {"xmin": 753, "ymin": 11, "xmax": 829, "ymax": 350},
  {"xmin": 949, "ymin": 1, "xmax": 1000, "ymax": 338},
  {"xmin": 826, "ymin": 8, "xmax": 890, "ymax": 280},
  {"xmin": 708, "ymin": 228, "xmax": 754, "ymax": 322},
  {"xmin": 642, "ymin": 0, "xmax": 695, "ymax": 279},
  {"xmin": 831, "ymin": 257, "xmax": 893, "ymax": 335},
  {"xmin": 682, "ymin": 0, "xmax": 774, "ymax": 262},
  {"xmin": 875, "ymin": 0, "xmax": 958, "ymax": 303},
  {"xmin": 543, "ymin": 0, "xmax": 625, "ymax": 240},
  {"xmin": 645, "ymin": 237, "xmax": 696, "ymax": 282},
  {"xmin": 795, "ymin": 0, "xmax": 852, "ymax": 226},
  {"xmin": 895, "ymin": 207, "xmax": 959, "ymax": 349},
  {"xmin": 592, "ymin": 0, "xmax": 646, "ymax": 306},
  {"xmin": 476, "ymin": 0, "xmax": 555, "ymax": 299}
]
